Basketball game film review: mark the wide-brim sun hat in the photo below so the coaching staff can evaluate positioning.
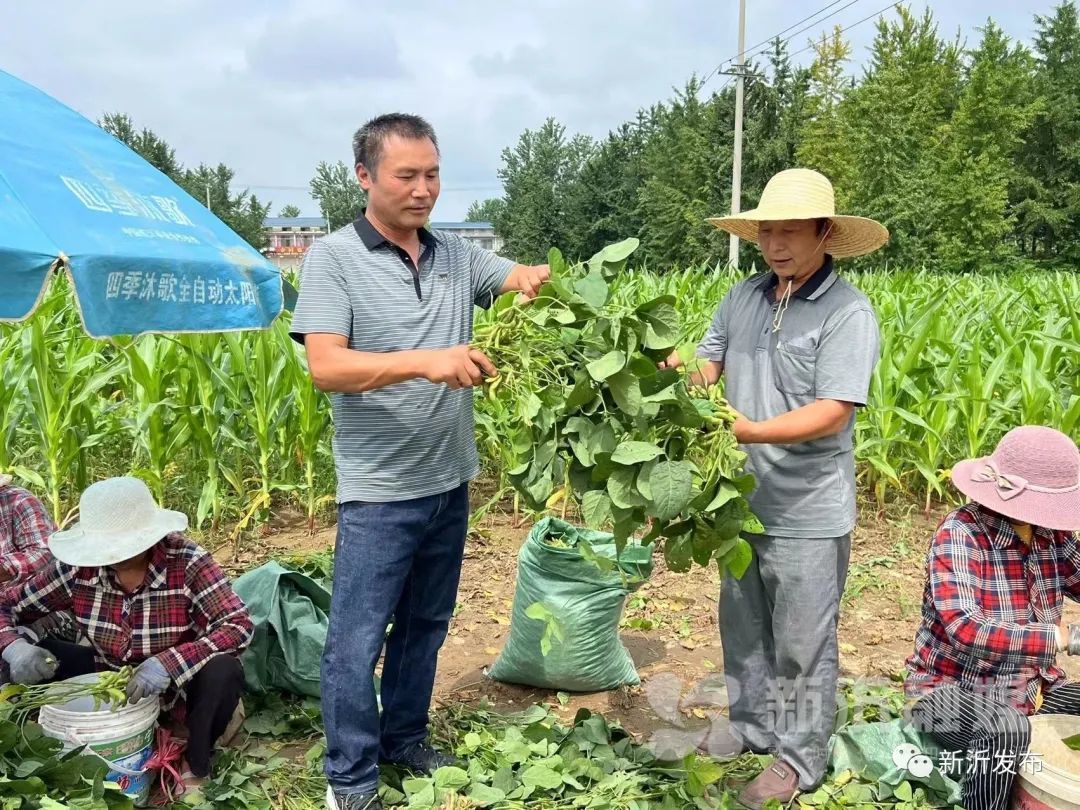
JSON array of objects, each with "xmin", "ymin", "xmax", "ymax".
[
  {"xmin": 950, "ymin": 426, "xmax": 1080, "ymax": 531},
  {"xmin": 49, "ymin": 476, "xmax": 188, "ymax": 567},
  {"xmin": 706, "ymin": 168, "xmax": 890, "ymax": 259}
]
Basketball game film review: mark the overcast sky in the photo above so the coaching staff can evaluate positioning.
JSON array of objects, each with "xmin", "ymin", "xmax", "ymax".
[{"xmin": 1, "ymin": 0, "xmax": 1053, "ymax": 221}]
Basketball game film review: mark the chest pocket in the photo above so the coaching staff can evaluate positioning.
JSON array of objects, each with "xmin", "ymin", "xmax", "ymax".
[{"xmin": 773, "ymin": 339, "xmax": 817, "ymax": 396}]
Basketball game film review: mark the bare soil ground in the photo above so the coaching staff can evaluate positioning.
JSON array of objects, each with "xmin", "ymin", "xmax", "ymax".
[{"xmin": 216, "ymin": 492, "xmax": 1080, "ymax": 745}]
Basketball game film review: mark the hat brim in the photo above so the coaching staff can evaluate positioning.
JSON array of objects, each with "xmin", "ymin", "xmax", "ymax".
[
  {"xmin": 705, "ymin": 212, "xmax": 889, "ymax": 259},
  {"xmin": 951, "ymin": 459, "xmax": 1080, "ymax": 531},
  {"xmin": 49, "ymin": 509, "xmax": 188, "ymax": 567}
]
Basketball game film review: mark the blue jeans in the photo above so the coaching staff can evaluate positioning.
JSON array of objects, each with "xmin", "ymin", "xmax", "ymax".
[{"xmin": 322, "ymin": 484, "xmax": 469, "ymax": 794}]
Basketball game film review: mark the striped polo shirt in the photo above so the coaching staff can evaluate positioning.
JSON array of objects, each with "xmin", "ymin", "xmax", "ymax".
[
  {"xmin": 289, "ymin": 213, "xmax": 514, "ymax": 503},
  {"xmin": 696, "ymin": 257, "xmax": 880, "ymax": 538}
]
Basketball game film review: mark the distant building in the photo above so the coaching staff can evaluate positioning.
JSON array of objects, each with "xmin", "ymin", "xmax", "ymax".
[
  {"xmin": 430, "ymin": 221, "xmax": 502, "ymax": 252},
  {"xmin": 262, "ymin": 217, "xmax": 502, "ymax": 270},
  {"xmin": 263, "ymin": 217, "xmax": 328, "ymax": 271}
]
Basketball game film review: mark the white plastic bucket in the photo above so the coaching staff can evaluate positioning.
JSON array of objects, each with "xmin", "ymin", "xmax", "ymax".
[
  {"xmin": 1012, "ymin": 715, "xmax": 1080, "ymax": 810},
  {"xmin": 38, "ymin": 673, "xmax": 160, "ymax": 805}
]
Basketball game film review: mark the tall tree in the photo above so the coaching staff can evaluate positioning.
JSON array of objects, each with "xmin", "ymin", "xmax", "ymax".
[
  {"xmin": 181, "ymin": 164, "xmax": 271, "ymax": 249},
  {"xmin": 635, "ymin": 79, "xmax": 729, "ymax": 269},
  {"xmin": 465, "ymin": 198, "xmax": 506, "ymax": 224},
  {"xmin": 837, "ymin": 7, "xmax": 963, "ymax": 266},
  {"xmin": 309, "ymin": 161, "xmax": 366, "ymax": 232},
  {"xmin": 1017, "ymin": 1, "xmax": 1080, "ymax": 259},
  {"xmin": 744, "ymin": 39, "xmax": 811, "ymax": 202},
  {"xmin": 935, "ymin": 22, "xmax": 1037, "ymax": 269},
  {"xmin": 797, "ymin": 28, "xmax": 856, "ymax": 199},
  {"xmin": 99, "ymin": 112, "xmax": 183, "ymax": 180},
  {"xmin": 98, "ymin": 112, "xmax": 270, "ymax": 249},
  {"xmin": 278, "ymin": 204, "xmax": 302, "ymax": 218},
  {"xmin": 496, "ymin": 118, "xmax": 595, "ymax": 263}
]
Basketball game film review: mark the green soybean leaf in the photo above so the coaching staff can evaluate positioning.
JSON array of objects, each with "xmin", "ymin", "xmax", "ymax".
[
  {"xmin": 648, "ymin": 461, "xmax": 694, "ymax": 521},
  {"xmin": 581, "ymin": 490, "xmax": 613, "ymax": 528},
  {"xmin": 587, "ymin": 351, "xmax": 626, "ymax": 381},
  {"xmin": 611, "ymin": 441, "xmax": 663, "ymax": 465},
  {"xmin": 608, "ymin": 371, "xmax": 643, "ymax": 415}
]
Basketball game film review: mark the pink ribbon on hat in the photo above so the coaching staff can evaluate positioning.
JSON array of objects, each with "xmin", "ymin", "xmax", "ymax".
[
  {"xmin": 972, "ymin": 461, "xmax": 1028, "ymax": 500},
  {"xmin": 972, "ymin": 459, "xmax": 1080, "ymax": 501}
]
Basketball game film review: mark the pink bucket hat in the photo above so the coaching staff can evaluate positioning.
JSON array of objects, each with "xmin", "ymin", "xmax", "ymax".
[{"xmin": 951, "ymin": 426, "xmax": 1080, "ymax": 531}]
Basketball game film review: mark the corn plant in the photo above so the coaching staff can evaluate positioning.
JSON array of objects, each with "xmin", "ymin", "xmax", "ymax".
[
  {"xmin": 20, "ymin": 296, "xmax": 120, "ymax": 523},
  {"xmin": 286, "ymin": 339, "xmax": 333, "ymax": 534},
  {"xmin": 176, "ymin": 335, "xmax": 238, "ymax": 531},
  {"xmin": 121, "ymin": 335, "xmax": 188, "ymax": 503},
  {"xmin": 221, "ymin": 322, "xmax": 298, "ymax": 530}
]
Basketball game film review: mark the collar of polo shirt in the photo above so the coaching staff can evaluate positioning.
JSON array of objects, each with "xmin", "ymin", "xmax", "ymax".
[
  {"xmin": 757, "ymin": 255, "xmax": 837, "ymax": 302},
  {"xmin": 353, "ymin": 209, "xmax": 437, "ymax": 254}
]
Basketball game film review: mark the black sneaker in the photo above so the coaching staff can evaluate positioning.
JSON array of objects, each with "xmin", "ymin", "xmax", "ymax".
[
  {"xmin": 325, "ymin": 786, "xmax": 382, "ymax": 810},
  {"xmin": 382, "ymin": 741, "xmax": 459, "ymax": 775}
]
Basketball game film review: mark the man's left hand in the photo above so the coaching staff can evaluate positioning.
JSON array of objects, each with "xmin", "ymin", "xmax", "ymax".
[
  {"xmin": 728, "ymin": 407, "xmax": 758, "ymax": 443},
  {"xmin": 512, "ymin": 264, "xmax": 550, "ymax": 299}
]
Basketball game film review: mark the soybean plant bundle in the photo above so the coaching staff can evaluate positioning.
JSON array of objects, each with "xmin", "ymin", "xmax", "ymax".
[{"xmin": 475, "ymin": 239, "xmax": 761, "ymax": 577}]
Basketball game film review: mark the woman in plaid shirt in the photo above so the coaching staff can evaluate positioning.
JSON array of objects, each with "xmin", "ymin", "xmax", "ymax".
[
  {"xmin": 0, "ymin": 477, "xmax": 253, "ymax": 787},
  {"xmin": 0, "ymin": 474, "xmax": 54, "ymax": 590},
  {"xmin": 903, "ymin": 426, "xmax": 1080, "ymax": 809}
]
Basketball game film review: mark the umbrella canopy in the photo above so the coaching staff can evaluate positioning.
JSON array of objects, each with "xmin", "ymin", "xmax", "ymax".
[{"xmin": 0, "ymin": 68, "xmax": 283, "ymax": 337}]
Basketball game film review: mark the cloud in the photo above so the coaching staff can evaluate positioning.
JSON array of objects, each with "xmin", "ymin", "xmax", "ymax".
[
  {"xmin": 244, "ymin": 17, "xmax": 409, "ymax": 83},
  {"xmin": 0, "ymin": 0, "xmax": 1045, "ymax": 219}
]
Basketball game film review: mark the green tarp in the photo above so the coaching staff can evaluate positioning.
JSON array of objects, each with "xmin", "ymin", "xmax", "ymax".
[
  {"xmin": 488, "ymin": 517, "xmax": 653, "ymax": 692},
  {"xmin": 233, "ymin": 561, "xmax": 330, "ymax": 699},
  {"xmin": 827, "ymin": 719, "xmax": 963, "ymax": 807}
]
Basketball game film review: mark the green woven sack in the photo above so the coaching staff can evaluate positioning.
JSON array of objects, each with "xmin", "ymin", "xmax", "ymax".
[{"xmin": 488, "ymin": 517, "xmax": 653, "ymax": 692}]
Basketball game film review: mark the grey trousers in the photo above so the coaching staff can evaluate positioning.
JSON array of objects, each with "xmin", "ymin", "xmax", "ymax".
[{"xmin": 719, "ymin": 533, "xmax": 851, "ymax": 789}]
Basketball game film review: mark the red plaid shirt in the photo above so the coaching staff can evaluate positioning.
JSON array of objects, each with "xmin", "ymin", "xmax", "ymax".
[
  {"xmin": 0, "ymin": 484, "xmax": 54, "ymax": 588},
  {"xmin": 904, "ymin": 504, "xmax": 1080, "ymax": 713},
  {"xmin": 0, "ymin": 533, "xmax": 252, "ymax": 688}
]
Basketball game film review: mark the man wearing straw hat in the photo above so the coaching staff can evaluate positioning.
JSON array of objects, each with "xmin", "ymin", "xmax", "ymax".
[{"xmin": 662, "ymin": 168, "xmax": 888, "ymax": 807}]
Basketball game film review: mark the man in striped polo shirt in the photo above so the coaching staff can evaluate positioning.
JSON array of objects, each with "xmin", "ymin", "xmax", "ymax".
[{"xmin": 290, "ymin": 114, "xmax": 549, "ymax": 810}]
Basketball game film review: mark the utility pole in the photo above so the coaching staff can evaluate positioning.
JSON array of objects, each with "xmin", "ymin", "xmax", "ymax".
[{"xmin": 728, "ymin": 0, "xmax": 747, "ymax": 270}]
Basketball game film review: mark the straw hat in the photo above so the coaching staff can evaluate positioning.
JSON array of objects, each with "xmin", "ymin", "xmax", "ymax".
[
  {"xmin": 951, "ymin": 426, "xmax": 1080, "ymax": 531},
  {"xmin": 49, "ymin": 477, "xmax": 188, "ymax": 567},
  {"xmin": 706, "ymin": 168, "xmax": 889, "ymax": 258}
]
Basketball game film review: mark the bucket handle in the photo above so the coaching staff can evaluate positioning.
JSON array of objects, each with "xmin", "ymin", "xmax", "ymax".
[{"xmin": 61, "ymin": 729, "xmax": 149, "ymax": 777}]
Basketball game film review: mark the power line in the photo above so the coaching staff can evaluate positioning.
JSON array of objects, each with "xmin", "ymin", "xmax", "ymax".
[
  {"xmin": 786, "ymin": 0, "xmax": 903, "ymax": 60},
  {"xmin": 701, "ymin": 0, "xmax": 864, "ymax": 85},
  {"xmin": 725, "ymin": 0, "xmax": 862, "ymax": 71},
  {"xmin": 734, "ymin": 0, "xmax": 867, "ymax": 70}
]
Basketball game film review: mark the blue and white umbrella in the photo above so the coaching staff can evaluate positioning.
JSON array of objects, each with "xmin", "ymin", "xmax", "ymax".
[{"xmin": 0, "ymin": 68, "xmax": 284, "ymax": 337}]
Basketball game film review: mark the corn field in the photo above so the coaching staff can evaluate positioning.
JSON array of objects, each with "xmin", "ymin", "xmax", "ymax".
[{"xmin": 1, "ymin": 267, "xmax": 1077, "ymax": 534}]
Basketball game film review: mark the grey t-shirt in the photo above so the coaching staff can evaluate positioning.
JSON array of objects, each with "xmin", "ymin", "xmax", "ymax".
[
  {"xmin": 289, "ymin": 215, "xmax": 514, "ymax": 503},
  {"xmin": 697, "ymin": 259, "xmax": 880, "ymax": 538}
]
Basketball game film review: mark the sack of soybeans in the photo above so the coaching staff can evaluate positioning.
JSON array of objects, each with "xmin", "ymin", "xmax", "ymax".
[{"xmin": 488, "ymin": 517, "xmax": 653, "ymax": 692}]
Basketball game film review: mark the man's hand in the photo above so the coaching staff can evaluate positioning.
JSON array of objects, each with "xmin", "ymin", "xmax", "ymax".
[
  {"xmin": 658, "ymin": 350, "xmax": 682, "ymax": 370},
  {"xmin": 729, "ymin": 408, "xmax": 760, "ymax": 444},
  {"xmin": 423, "ymin": 346, "xmax": 498, "ymax": 390},
  {"xmin": 125, "ymin": 657, "xmax": 171, "ymax": 704},
  {"xmin": 508, "ymin": 264, "xmax": 551, "ymax": 299},
  {"xmin": 659, "ymin": 351, "xmax": 722, "ymax": 388},
  {"xmin": 2, "ymin": 639, "xmax": 57, "ymax": 685}
]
